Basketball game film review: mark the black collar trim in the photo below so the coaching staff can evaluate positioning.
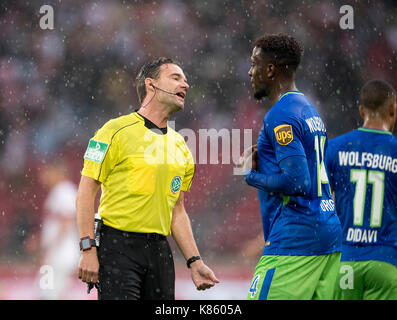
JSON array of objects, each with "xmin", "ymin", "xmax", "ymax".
[{"xmin": 136, "ymin": 111, "xmax": 168, "ymax": 135}]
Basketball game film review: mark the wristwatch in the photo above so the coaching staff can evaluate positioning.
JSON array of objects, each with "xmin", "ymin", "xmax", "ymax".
[{"xmin": 79, "ymin": 236, "xmax": 96, "ymax": 251}]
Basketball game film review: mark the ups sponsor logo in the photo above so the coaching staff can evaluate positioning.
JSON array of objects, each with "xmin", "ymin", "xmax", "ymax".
[{"xmin": 274, "ymin": 124, "xmax": 293, "ymax": 145}]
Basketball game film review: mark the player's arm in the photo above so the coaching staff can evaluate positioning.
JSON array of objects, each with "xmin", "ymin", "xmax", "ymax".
[
  {"xmin": 171, "ymin": 191, "xmax": 219, "ymax": 290},
  {"xmin": 244, "ymin": 113, "xmax": 311, "ymax": 195},
  {"xmin": 76, "ymin": 175, "xmax": 101, "ymax": 284},
  {"xmin": 244, "ymin": 155, "xmax": 311, "ymax": 195}
]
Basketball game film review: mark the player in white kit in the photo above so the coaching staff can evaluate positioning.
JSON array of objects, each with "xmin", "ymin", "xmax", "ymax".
[{"xmin": 37, "ymin": 160, "xmax": 79, "ymax": 299}]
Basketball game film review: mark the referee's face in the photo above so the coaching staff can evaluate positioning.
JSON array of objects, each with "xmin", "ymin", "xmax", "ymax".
[{"xmin": 155, "ymin": 63, "xmax": 189, "ymax": 111}]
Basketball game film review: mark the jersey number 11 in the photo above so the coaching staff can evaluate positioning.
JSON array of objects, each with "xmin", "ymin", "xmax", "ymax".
[{"xmin": 350, "ymin": 169, "xmax": 384, "ymax": 228}]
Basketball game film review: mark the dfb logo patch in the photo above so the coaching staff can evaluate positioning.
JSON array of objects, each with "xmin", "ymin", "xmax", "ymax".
[{"xmin": 171, "ymin": 176, "xmax": 182, "ymax": 194}]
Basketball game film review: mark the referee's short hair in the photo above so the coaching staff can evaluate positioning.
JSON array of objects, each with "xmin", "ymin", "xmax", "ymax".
[
  {"xmin": 360, "ymin": 80, "xmax": 396, "ymax": 112},
  {"xmin": 136, "ymin": 57, "xmax": 179, "ymax": 104}
]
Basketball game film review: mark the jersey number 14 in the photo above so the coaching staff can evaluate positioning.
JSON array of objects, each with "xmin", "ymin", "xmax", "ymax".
[{"xmin": 314, "ymin": 135, "xmax": 330, "ymax": 197}]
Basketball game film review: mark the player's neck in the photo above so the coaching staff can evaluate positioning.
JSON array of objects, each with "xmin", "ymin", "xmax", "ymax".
[
  {"xmin": 362, "ymin": 119, "xmax": 391, "ymax": 132},
  {"xmin": 270, "ymin": 80, "xmax": 297, "ymax": 105}
]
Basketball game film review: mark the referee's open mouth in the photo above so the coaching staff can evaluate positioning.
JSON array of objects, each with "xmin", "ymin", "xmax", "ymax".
[
  {"xmin": 176, "ymin": 91, "xmax": 186, "ymax": 101},
  {"xmin": 176, "ymin": 91, "xmax": 186, "ymax": 98}
]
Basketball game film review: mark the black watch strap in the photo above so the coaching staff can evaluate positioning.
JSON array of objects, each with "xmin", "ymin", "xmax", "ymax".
[
  {"xmin": 79, "ymin": 237, "xmax": 96, "ymax": 251},
  {"xmin": 186, "ymin": 256, "xmax": 201, "ymax": 268}
]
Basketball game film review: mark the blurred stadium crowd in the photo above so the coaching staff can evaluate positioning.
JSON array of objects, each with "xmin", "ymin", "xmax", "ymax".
[{"xmin": 0, "ymin": 0, "xmax": 396, "ymax": 272}]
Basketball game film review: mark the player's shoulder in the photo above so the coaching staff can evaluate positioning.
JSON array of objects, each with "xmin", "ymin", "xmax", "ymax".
[
  {"xmin": 390, "ymin": 134, "xmax": 397, "ymax": 143},
  {"xmin": 327, "ymin": 130, "xmax": 357, "ymax": 153},
  {"xmin": 267, "ymin": 92, "xmax": 312, "ymax": 122},
  {"xmin": 372, "ymin": 133, "xmax": 397, "ymax": 158},
  {"xmin": 329, "ymin": 129, "xmax": 357, "ymax": 144},
  {"xmin": 265, "ymin": 103, "xmax": 291, "ymax": 124},
  {"xmin": 388, "ymin": 134, "xmax": 397, "ymax": 155},
  {"xmin": 277, "ymin": 91, "xmax": 311, "ymax": 110}
]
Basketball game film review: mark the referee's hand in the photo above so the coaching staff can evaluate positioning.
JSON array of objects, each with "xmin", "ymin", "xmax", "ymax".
[
  {"xmin": 190, "ymin": 260, "xmax": 220, "ymax": 291},
  {"xmin": 78, "ymin": 248, "xmax": 99, "ymax": 284}
]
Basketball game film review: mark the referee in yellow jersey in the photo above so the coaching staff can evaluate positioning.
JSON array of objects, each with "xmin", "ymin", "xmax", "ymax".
[{"xmin": 76, "ymin": 57, "xmax": 219, "ymax": 299}]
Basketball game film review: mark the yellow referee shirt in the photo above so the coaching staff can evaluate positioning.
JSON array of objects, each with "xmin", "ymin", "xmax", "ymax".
[{"xmin": 81, "ymin": 112, "xmax": 195, "ymax": 235}]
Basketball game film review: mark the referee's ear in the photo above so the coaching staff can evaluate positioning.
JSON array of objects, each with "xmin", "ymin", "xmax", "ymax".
[{"xmin": 145, "ymin": 78, "xmax": 156, "ymax": 93}]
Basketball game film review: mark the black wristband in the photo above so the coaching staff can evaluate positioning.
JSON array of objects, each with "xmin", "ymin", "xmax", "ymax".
[{"xmin": 186, "ymin": 256, "xmax": 201, "ymax": 268}]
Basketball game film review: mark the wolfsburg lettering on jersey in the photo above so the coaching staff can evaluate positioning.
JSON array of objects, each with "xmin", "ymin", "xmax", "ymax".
[
  {"xmin": 305, "ymin": 116, "xmax": 327, "ymax": 133},
  {"xmin": 338, "ymin": 151, "xmax": 397, "ymax": 173}
]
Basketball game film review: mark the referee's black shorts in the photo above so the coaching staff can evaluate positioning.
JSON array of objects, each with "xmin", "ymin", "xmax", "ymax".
[{"xmin": 97, "ymin": 223, "xmax": 175, "ymax": 300}]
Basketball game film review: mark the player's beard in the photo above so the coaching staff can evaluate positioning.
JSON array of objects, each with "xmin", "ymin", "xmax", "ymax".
[{"xmin": 253, "ymin": 83, "xmax": 270, "ymax": 100}]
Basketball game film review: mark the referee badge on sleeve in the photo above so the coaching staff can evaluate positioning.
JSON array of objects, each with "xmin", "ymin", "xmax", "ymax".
[
  {"xmin": 274, "ymin": 124, "xmax": 293, "ymax": 146},
  {"xmin": 171, "ymin": 176, "xmax": 182, "ymax": 194},
  {"xmin": 84, "ymin": 139, "xmax": 109, "ymax": 163}
]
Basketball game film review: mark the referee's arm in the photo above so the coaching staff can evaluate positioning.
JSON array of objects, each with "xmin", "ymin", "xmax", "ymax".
[
  {"xmin": 171, "ymin": 191, "xmax": 220, "ymax": 290},
  {"xmin": 76, "ymin": 175, "xmax": 101, "ymax": 284}
]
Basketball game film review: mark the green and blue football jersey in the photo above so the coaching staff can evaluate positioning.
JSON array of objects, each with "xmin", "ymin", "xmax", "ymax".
[
  {"xmin": 326, "ymin": 128, "xmax": 397, "ymax": 267},
  {"xmin": 256, "ymin": 91, "xmax": 342, "ymax": 256}
]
